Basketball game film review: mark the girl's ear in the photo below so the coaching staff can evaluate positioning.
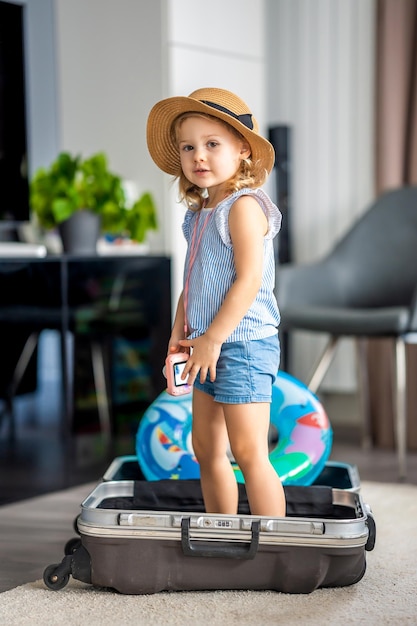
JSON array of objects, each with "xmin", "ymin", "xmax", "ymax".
[{"xmin": 240, "ymin": 141, "xmax": 251, "ymax": 159}]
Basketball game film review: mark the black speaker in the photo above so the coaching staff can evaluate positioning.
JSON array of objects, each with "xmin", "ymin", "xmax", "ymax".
[
  {"xmin": 269, "ymin": 126, "xmax": 292, "ymax": 370},
  {"xmin": 268, "ymin": 125, "xmax": 292, "ymax": 265}
]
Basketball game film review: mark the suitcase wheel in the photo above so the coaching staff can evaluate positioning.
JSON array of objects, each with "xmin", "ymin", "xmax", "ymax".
[
  {"xmin": 43, "ymin": 563, "xmax": 70, "ymax": 591},
  {"xmin": 43, "ymin": 545, "xmax": 92, "ymax": 590},
  {"xmin": 64, "ymin": 537, "xmax": 82, "ymax": 555}
]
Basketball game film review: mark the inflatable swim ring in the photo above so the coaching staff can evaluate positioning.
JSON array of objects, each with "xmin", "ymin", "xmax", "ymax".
[{"xmin": 136, "ymin": 371, "xmax": 333, "ymax": 486}]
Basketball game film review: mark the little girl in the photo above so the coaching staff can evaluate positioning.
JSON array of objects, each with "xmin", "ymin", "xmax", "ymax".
[{"xmin": 146, "ymin": 87, "xmax": 286, "ymax": 517}]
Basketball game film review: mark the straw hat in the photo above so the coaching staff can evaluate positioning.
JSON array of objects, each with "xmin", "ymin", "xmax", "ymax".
[{"xmin": 146, "ymin": 87, "xmax": 275, "ymax": 176}]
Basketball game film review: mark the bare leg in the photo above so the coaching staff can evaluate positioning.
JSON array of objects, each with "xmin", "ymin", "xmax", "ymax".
[
  {"xmin": 192, "ymin": 387, "xmax": 238, "ymax": 514},
  {"xmin": 224, "ymin": 402, "xmax": 286, "ymax": 517}
]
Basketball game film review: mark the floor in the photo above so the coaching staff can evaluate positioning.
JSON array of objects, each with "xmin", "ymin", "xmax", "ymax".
[
  {"xmin": 0, "ymin": 330, "xmax": 137, "ymax": 506},
  {"xmin": 1, "ymin": 383, "xmax": 417, "ymax": 593},
  {"xmin": 0, "ymin": 398, "xmax": 116, "ymax": 507}
]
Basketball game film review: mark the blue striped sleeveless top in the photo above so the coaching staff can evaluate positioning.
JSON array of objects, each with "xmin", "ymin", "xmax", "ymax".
[{"xmin": 182, "ymin": 188, "xmax": 281, "ymax": 343}]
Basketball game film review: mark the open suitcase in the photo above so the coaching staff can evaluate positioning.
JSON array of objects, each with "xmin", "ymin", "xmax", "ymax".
[{"xmin": 43, "ymin": 476, "xmax": 375, "ymax": 595}]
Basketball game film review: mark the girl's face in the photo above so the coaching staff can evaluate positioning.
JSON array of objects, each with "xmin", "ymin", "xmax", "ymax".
[{"xmin": 177, "ymin": 116, "xmax": 250, "ymax": 193}]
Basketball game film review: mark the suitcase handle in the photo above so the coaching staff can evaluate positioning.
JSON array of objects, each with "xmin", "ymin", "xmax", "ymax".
[{"xmin": 181, "ymin": 517, "xmax": 259, "ymax": 560}]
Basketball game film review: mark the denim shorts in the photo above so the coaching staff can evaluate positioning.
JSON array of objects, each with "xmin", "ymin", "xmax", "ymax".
[{"xmin": 193, "ymin": 334, "xmax": 280, "ymax": 404}]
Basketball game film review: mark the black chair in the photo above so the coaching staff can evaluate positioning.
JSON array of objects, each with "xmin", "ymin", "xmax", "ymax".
[{"xmin": 277, "ymin": 186, "xmax": 417, "ymax": 479}]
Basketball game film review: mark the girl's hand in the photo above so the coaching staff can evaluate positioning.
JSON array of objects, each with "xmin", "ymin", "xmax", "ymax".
[
  {"xmin": 178, "ymin": 334, "xmax": 222, "ymax": 385},
  {"xmin": 167, "ymin": 333, "xmax": 189, "ymax": 356}
]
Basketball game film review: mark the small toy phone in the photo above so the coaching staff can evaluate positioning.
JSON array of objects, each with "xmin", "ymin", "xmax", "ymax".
[{"xmin": 165, "ymin": 353, "xmax": 192, "ymax": 396}]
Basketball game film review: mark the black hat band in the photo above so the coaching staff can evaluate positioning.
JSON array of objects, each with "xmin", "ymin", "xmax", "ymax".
[{"xmin": 200, "ymin": 100, "xmax": 254, "ymax": 130}]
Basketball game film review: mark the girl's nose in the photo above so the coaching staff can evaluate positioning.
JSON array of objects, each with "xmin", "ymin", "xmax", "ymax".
[{"xmin": 193, "ymin": 147, "xmax": 205, "ymax": 161}]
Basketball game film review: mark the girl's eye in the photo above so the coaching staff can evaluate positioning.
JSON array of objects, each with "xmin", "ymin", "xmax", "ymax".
[
  {"xmin": 207, "ymin": 141, "xmax": 218, "ymax": 148},
  {"xmin": 182, "ymin": 145, "xmax": 193, "ymax": 152}
]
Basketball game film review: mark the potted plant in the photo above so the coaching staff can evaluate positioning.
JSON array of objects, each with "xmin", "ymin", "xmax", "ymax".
[{"xmin": 30, "ymin": 151, "xmax": 158, "ymax": 253}]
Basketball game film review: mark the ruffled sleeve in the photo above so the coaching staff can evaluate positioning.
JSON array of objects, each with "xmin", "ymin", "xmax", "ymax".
[
  {"xmin": 182, "ymin": 209, "xmax": 195, "ymax": 242},
  {"xmin": 215, "ymin": 188, "xmax": 282, "ymax": 248}
]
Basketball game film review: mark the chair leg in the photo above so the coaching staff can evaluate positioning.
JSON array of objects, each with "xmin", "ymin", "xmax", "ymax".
[
  {"xmin": 307, "ymin": 336, "xmax": 339, "ymax": 394},
  {"xmin": 9, "ymin": 332, "xmax": 39, "ymax": 397},
  {"xmin": 355, "ymin": 338, "xmax": 373, "ymax": 449},
  {"xmin": 1, "ymin": 332, "xmax": 39, "ymax": 440},
  {"xmin": 394, "ymin": 338, "xmax": 407, "ymax": 480},
  {"xmin": 91, "ymin": 341, "xmax": 112, "ymax": 451}
]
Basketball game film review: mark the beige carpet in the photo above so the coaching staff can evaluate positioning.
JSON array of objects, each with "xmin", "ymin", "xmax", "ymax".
[{"xmin": 1, "ymin": 481, "xmax": 416, "ymax": 625}]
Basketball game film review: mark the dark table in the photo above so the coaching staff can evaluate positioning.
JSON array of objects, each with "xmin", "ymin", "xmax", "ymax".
[{"xmin": 0, "ymin": 254, "xmax": 171, "ymax": 444}]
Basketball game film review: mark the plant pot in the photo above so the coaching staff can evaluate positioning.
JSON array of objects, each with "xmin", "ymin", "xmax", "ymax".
[{"xmin": 58, "ymin": 209, "xmax": 101, "ymax": 255}]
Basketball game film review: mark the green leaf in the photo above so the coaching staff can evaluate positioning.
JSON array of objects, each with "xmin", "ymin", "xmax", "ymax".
[
  {"xmin": 29, "ymin": 151, "xmax": 158, "ymax": 240},
  {"xmin": 52, "ymin": 198, "xmax": 77, "ymax": 223}
]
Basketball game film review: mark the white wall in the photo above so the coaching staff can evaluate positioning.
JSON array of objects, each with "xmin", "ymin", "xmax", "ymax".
[
  {"xmin": 52, "ymin": 0, "xmax": 167, "ymax": 252},
  {"xmin": 267, "ymin": 0, "xmax": 376, "ymax": 391},
  {"xmin": 22, "ymin": 0, "xmax": 168, "ymax": 252}
]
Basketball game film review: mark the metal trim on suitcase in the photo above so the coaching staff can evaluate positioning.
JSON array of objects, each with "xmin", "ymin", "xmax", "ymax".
[{"xmin": 79, "ymin": 481, "xmax": 369, "ymax": 550}]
